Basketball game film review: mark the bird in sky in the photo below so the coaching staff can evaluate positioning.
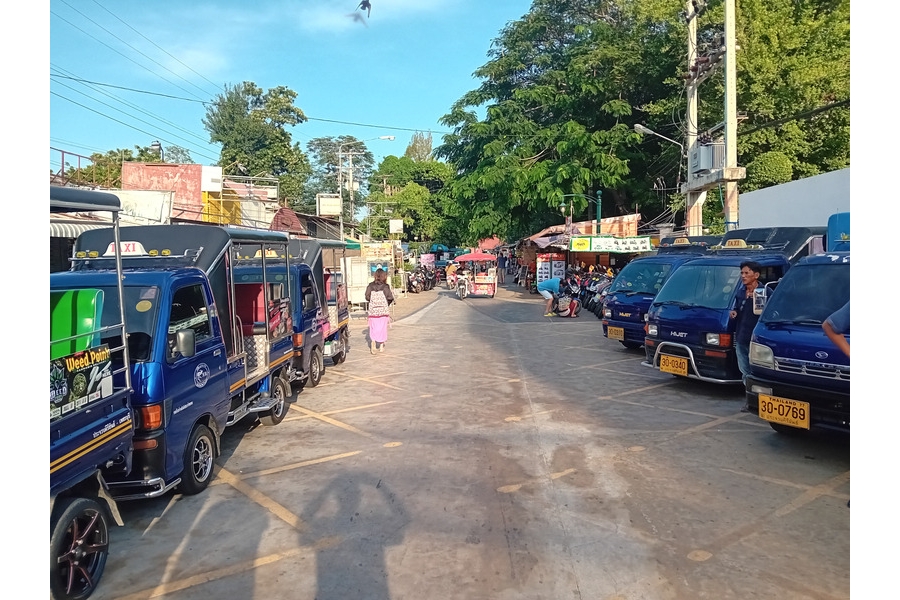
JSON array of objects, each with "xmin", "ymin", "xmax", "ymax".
[{"xmin": 358, "ymin": 1, "xmax": 372, "ymax": 18}]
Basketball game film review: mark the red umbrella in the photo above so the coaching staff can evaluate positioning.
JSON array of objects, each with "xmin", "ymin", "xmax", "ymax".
[{"xmin": 453, "ymin": 251, "xmax": 497, "ymax": 263}]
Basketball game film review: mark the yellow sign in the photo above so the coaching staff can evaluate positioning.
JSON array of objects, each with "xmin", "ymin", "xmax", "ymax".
[
  {"xmin": 570, "ymin": 237, "xmax": 591, "ymax": 252},
  {"xmin": 724, "ymin": 239, "xmax": 747, "ymax": 248}
]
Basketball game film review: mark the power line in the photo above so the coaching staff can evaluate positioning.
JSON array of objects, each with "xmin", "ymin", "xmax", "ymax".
[
  {"xmin": 51, "ymin": 91, "xmax": 220, "ymax": 163},
  {"xmin": 56, "ymin": 0, "xmax": 212, "ymax": 100},
  {"xmin": 51, "ymin": 65, "xmax": 212, "ymax": 149},
  {"xmin": 741, "ymin": 99, "xmax": 849, "ymax": 135},
  {"xmin": 51, "ymin": 9, "xmax": 208, "ymax": 102},
  {"xmin": 51, "ymin": 76, "xmax": 216, "ymax": 158},
  {"xmin": 88, "ymin": 0, "xmax": 223, "ymax": 96},
  {"xmin": 49, "ymin": 74, "xmax": 208, "ymax": 103}
]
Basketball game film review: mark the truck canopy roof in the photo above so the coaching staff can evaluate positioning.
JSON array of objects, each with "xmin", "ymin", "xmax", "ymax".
[
  {"xmin": 656, "ymin": 235, "xmax": 722, "ymax": 254},
  {"xmin": 718, "ymin": 226, "xmax": 826, "ymax": 262},
  {"xmin": 51, "ymin": 186, "xmax": 121, "ymax": 214},
  {"xmin": 76, "ymin": 224, "xmax": 289, "ymax": 274}
]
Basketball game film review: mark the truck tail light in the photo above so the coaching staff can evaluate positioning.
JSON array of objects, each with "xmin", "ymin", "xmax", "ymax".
[{"xmin": 138, "ymin": 405, "xmax": 163, "ymax": 431}]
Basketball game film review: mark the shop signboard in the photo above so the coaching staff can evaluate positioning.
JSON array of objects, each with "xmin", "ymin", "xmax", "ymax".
[
  {"xmin": 569, "ymin": 236, "xmax": 652, "ymax": 253},
  {"xmin": 537, "ymin": 253, "xmax": 566, "ymax": 282}
]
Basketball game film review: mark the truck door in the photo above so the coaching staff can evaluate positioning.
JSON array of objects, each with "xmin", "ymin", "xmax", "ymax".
[
  {"xmin": 162, "ymin": 282, "xmax": 228, "ymax": 479},
  {"xmin": 300, "ymin": 269, "xmax": 324, "ymax": 345}
]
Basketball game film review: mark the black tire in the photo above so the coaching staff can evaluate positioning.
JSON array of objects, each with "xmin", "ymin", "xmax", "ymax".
[
  {"xmin": 621, "ymin": 341, "xmax": 643, "ymax": 350},
  {"xmin": 260, "ymin": 376, "xmax": 289, "ymax": 426},
  {"xmin": 331, "ymin": 329, "xmax": 349, "ymax": 365},
  {"xmin": 415, "ymin": 283, "xmax": 423, "ymax": 294},
  {"xmin": 769, "ymin": 422, "xmax": 807, "ymax": 436},
  {"xmin": 308, "ymin": 346, "xmax": 324, "ymax": 388},
  {"xmin": 51, "ymin": 497, "xmax": 109, "ymax": 600},
  {"xmin": 178, "ymin": 424, "xmax": 215, "ymax": 495}
]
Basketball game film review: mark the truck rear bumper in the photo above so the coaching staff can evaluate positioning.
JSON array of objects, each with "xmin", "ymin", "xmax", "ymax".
[{"xmin": 745, "ymin": 374, "xmax": 849, "ymax": 432}]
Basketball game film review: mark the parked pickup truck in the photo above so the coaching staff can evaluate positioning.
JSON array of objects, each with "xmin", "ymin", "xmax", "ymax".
[
  {"xmin": 233, "ymin": 237, "xmax": 350, "ymax": 390},
  {"xmin": 50, "ymin": 186, "xmax": 134, "ymax": 600},
  {"xmin": 53, "ymin": 224, "xmax": 296, "ymax": 501}
]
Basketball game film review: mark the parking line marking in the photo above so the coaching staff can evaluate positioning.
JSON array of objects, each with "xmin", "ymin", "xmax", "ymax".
[
  {"xmin": 560, "ymin": 357, "xmax": 640, "ymax": 372},
  {"xmin": 325, "ymin": 371, "xmax": 406, "ymax": 391},
  {"xmin": 497, "ymin": 468, "xmax": 577, "ymax": 493},
  {"xmin": 228, "ymin": 451, "xmax": 364, "ymax": 481},
  {"xmin": 286, "ymin": 401, "xmax": 396, "ymax": 422},
  {"xmin": 505, "ymin": 410, "xmax": 554, "ymax": 422},
  {"xmin": 288, "ymin": 404, "xmax": 376, "ymax": 438},
  {"xmin": 214, "ymin": 466, "xmax": 305, "ymax": 530},
  {"xmin": 719, "ymin": 468, "xmax": 850, "ymax": 499}
]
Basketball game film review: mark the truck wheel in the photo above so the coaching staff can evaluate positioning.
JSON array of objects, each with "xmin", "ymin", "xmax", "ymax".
[
  {"xmin": 331, "ymin": 330, "xmax": 349, "ymax": 365},
  {"xmin": 178, "ymin": 424, "xmax": 215, "ymax": 495},
  {"xmin": 260, "ymin": 377, "xmax": 289, "ymax": 426},
  {"xmin": 620, "ymin": 341, "xmax": 642, "ymax": 350},
  {"xmin": 308, "ymin": 347, "xmax": 324, "ymax": 388},
  {"xmin": 51, "ymin": 496, "xmax": 109, "ymax": 600}
]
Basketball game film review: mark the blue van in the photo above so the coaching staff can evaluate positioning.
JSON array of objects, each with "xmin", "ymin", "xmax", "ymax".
[
  {"xmin": 642, "ymin": 227, "xmax": 825, "ymax": 384},
  {"xmin": 602, "ymin": 236, "xmax": 719, "ymax": 349},
  {"xmin": 745, "ymin": 251, "xmax": 850, "ymax": 433}
]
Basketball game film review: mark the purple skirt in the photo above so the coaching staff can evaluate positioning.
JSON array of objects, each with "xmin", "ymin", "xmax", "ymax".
[{"xmin": 368, "ymin": 315, "xmax": 390, "ymax": 343}]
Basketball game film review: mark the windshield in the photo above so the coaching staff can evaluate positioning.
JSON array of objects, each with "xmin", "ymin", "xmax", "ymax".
[
  {"xmin": 610, "ymin": 261, "xmax": 673, "ymax": 294},
  {"xmin": 97, "ymin": 285, "xmax": 160, "ymax": 361},
  {"xmin": 761, "ymin": 263, "xmax": 849, "ymax": 324},
  {"xmin": 653, "ymin": 264, "xmax": 740, "ymax": 310}
]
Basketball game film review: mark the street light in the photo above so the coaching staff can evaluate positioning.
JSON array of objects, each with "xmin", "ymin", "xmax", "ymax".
[
  {"xmin": 336, "ymin": 135, "xmax": 395, "ymax": 241},
  {"xmin": 634, "ymin": 124, "xmax": 685, "ymax": 192},
  {"xmin": 559, "ymin": 193, "xmax": 602, "ymax": 234}
]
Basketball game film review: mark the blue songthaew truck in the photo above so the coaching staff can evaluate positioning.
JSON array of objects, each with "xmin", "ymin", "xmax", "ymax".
[
  {"xmin": 745, "ymin": 214, "xmax": 850, "ymax": 433},
  {"xmin": 642, "ymin": 227, "xmax": 825, "ymax": 384},
  {"xmin": 50, "ymin": 187, "xmax": 134, "ymax": 600},
  {"xmin": 52, "ymin": 223, "xmax": 296, "ymax": 502},
  {"xmin": 602, "ymin": 236, "xmax": 720, "ymax": 349},
  {"xmin": 233, "ymin": 237, "xmax": 350, "ymax": 390}
]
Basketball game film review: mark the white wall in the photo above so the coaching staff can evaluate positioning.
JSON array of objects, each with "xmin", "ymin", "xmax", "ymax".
[{"xmin": 739, "ymin": 168, "xmax": 850, "ymax": 228}]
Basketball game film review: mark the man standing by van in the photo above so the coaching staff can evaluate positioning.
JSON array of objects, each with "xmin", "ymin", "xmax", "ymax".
[{"xmin": 730, "ymin": 260, "xmax": 764, "ymax": 385}]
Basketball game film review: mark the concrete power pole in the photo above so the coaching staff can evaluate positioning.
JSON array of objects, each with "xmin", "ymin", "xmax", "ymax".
[
  {"xmin": 684, "ymin": 0, "xmax": 706, "ymax": 236},
  {"xmin": 680, "ymin": 0, "xmax": 745, "ymax": 235},
  {"xmin": 723, "ymin": 0, "xmax": 739, "ymax": 230}
]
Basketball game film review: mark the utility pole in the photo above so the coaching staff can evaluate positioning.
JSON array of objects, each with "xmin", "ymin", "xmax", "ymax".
[
  {"xmin": 723, "ymin": 0, "xmax": 739, "ymax": 231},
  {"xmin": 684, "ymin": 0, "xmax": 706, "ymax": 236},
  {"xmin": 680, "ymin": 0, "xmax": 745, "ymax": 235}
]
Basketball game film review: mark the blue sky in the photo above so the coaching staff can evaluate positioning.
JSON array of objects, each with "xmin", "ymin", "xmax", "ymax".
[{"xmin": 49, "ymin": 0, "xmax": 535, "ymax": 172}]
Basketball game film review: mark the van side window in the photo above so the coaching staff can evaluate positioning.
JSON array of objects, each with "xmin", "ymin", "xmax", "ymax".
[
  {"xmin": 168, "ymin": 284, "xmax": 211, "ymax": 360},
  {"xmin": 301, "ymin": 273, "xmax": 316, "ymax": 311}
]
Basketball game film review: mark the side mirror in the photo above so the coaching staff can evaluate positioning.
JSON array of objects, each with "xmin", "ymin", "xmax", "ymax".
[{"xmin": 175, "ymin": 329, "xmax": 196, "ymax": 358}]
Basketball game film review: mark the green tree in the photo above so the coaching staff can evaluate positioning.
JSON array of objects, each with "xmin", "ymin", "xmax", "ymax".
[
  {"xmin": 404, "ymin": 132, "xmax": 434, "ymax": 162},
  {"xmin": 203, "ymin": 82, "xmax": 312, "ymax": 205},
  {"xmin": 164, "ymin": 145, "xmax": 194, "ymax": 164},
  {"xmin": 299, "ymin": 136, "xmax": 377, "ymax": 220}
]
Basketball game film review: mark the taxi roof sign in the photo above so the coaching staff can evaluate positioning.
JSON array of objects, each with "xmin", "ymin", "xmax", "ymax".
[
  {"xmin": 672, "ymin": 238, "xmax": 691, "ymax": 246},
  {"xmin": 724, "ymin": 239, "xmax": 748, "ymax": 248},
  {"xmin": 104, "ymin": 241, "xmax": 150, "ymax": 257}
]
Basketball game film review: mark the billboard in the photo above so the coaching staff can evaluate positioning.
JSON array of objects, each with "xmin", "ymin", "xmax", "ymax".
[{"xmin": 316, "ymin": 193, "xmax": 342, "ymax": 217}]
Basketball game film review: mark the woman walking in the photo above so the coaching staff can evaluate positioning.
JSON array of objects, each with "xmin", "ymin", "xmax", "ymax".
[{"xmin": 365, "ymin": 268, "xmax": 395, "ymax": 354}]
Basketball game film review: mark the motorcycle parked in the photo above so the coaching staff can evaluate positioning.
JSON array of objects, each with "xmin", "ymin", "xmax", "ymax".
[
  {"xmin": 552, "ymin": 279, "xmax": 583, "ymax": 317},
  {"xmin": 422, "ymin": 266, "xmax": 437, "ymax": 291},
  {"xmin": 407, "ymin": 269, "xmax": 424, "ymax": 294}
]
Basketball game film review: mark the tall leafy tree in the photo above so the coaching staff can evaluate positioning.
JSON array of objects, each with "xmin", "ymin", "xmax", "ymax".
[
  {"xmin": 403, "ymin": 132, "xmax": 434, "ymax": 162},
  {"xmin": 61, "ymin": 145, "xmax": 172, "ymax": 188},
  {"xmin": 301, "ymin": 136, "xmax": 376, "ymax": 219},
  {"xmin": 203, "ymin": 82, "xmax": 312, "ymax": 204}
]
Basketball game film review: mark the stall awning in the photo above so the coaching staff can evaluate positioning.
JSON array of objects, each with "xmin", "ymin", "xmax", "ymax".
[{"xmin": 50, "ymin": 222, "xmax": 111, "ymax": 239}]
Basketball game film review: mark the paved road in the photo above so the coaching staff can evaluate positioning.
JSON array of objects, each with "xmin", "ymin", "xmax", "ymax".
[{"xmin": 96, "ymin": 282, "xmax": 850, "ymax": 600}]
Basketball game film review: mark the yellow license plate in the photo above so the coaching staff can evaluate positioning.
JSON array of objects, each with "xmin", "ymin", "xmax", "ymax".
[
  {"xmin": 758, "ymin": 394, "xmax": 810, "ymax": 429},
  {"xmin": 607, "ymin": 326, "xmax": 625, "ymax": 340},
  {"xmin": 659, "ymin": 354, "xmax": 688, "ymax": 376}
]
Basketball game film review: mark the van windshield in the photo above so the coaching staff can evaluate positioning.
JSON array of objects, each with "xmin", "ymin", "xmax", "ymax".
[
  {"xmin": 761, "ymin": 264, "xmax": 849, "ymax": 324},
  {"xmin": 610, "ymin": 261, "xmax": 673, "ymax": 294},
  {"xmin": 653, "ymin": 264, "xmax": 740, "ymax": 310},
  {"xmin": 97, "ymin": 285, "xmax": 159, "ymax": 362}
]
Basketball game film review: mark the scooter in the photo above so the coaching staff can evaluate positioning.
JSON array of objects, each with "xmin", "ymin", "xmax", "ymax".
[
  {"xmin": 552, "ymin": 280, "xmax": 582, "ymax": 317},
  {"xmin": 407, "ymin": 270, "xmax": 424, "ymax": 294},
  {"xmin": 456, "ymin": 271, "xmax": 470, "ymax": 300},
  {"xmin": 446, "ymin": 270, "xmax": 457, "ymax": 289}
]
